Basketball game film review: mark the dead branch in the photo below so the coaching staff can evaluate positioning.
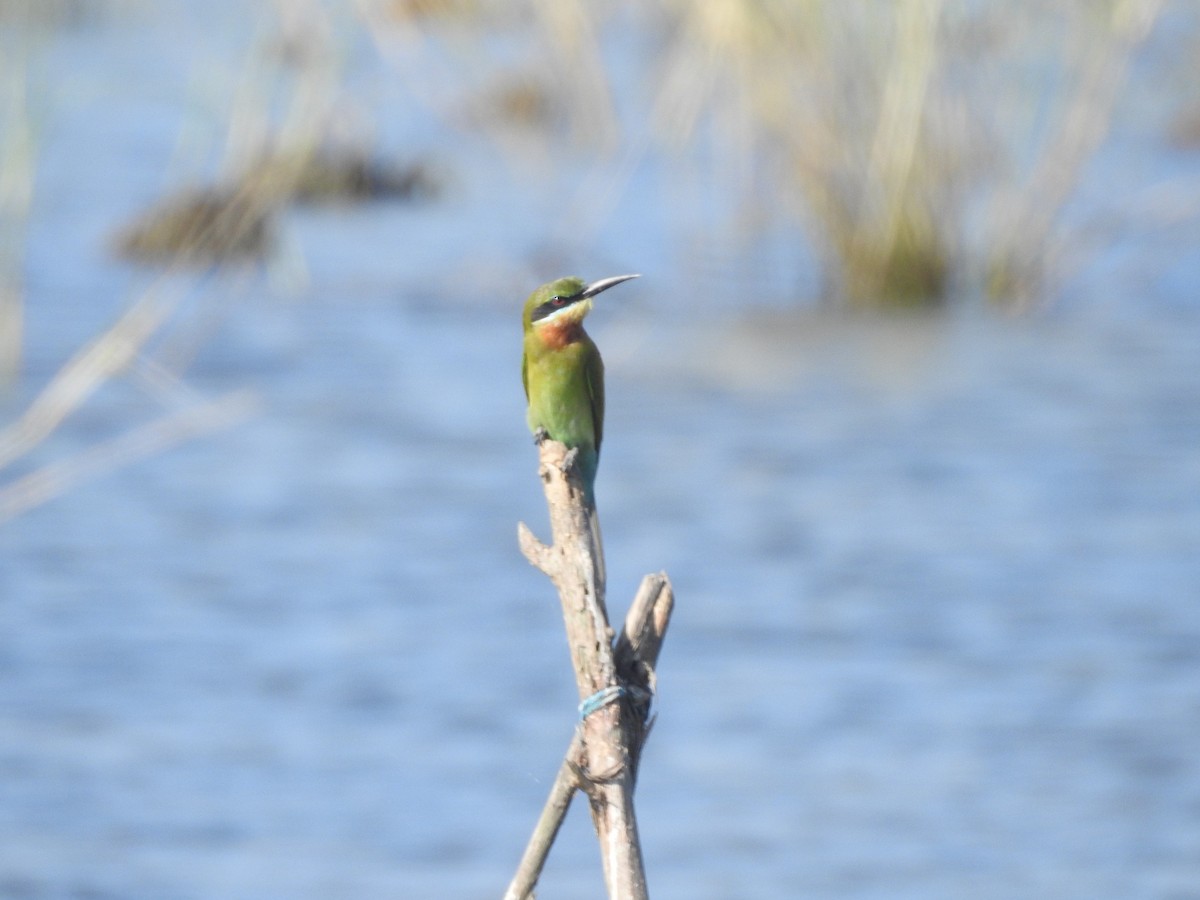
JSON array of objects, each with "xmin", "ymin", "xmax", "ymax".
[{"xmin": 509, "ymin": 439, "xmax": 674, "ymax": 900}]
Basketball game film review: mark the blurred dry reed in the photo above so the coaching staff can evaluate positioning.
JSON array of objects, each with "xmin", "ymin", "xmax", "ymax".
[
  {"xmin": 647, "ymin": 0, "xmax": 1166, "ymax": 310},
  {"xmin": 118, "ymin": 0, "xmax": 437, "ymax": 267},
  {"xmin": 360, "ymin": 0, "xmax": 621, "ymax": 153},
  {"xmin": 0, "ymin": 279, "xmax": 260, "ymax": 522},
  {"xmin": 366, "ymin": 0, "xmax": 1172, "ymax": 311},
  {"xmin": 0, "ymin": 0, "xmax": 274, "ymax": 520},
  {"xmin": 2, "ymin": 0, "xmax": 1187, "ymax": 517},
  {"xmin": 0, "ymin": 0, "xmax": 105, "ymax": 25},
  {"xmin": 2, "ymin": 0, "xmax": 414, "ymax": 520},
  {"xmin": 0, "ymin": 0, "xmax": 80, "ymax": 385},
  {"xmin": 0, "ymin": 48, "xmax": 35, "ymax": 386}
]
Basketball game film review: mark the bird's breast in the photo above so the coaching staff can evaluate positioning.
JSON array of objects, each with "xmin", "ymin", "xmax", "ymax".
[{"xmin": 535, "ymin": 319, "xmax": 584, "ymax": 351}]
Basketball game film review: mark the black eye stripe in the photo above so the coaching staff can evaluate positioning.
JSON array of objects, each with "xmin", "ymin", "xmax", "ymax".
[{"xmin": 532, "ymin": 292, "xmax": 583, "ymax": 322}]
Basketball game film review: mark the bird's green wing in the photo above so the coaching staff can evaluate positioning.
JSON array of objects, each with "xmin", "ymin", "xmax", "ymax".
[
  {"xmin": 586, "ymin": 347, "xmax": 604, "ymax": 454},
  {"xmin": 521, "ymin": 350, "xmax": 529, "ymax": 402}
]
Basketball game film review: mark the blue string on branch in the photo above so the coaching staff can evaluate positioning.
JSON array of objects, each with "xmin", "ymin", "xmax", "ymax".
[{"xmin": 578, "ymin": 685, "xmax": 626, "ymax": 721}]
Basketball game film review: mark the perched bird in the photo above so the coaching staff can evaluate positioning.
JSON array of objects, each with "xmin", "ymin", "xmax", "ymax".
[{"xmin": 521, "ymin": 274, "xmax": 640, "ymax": 505}]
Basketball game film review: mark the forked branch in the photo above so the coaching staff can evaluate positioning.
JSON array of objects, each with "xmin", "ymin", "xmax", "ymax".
[{"xmin": 508, "ymin": 440, "xmax": 674, "ymax": 900}]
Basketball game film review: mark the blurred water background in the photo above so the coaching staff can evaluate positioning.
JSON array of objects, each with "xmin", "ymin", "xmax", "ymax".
[{"xmin": 1, "ymin": 1, "xmax": 1199, "ymax": 897}]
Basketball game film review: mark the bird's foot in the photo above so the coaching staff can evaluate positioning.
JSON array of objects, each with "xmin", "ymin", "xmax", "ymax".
[{"xmin": 532, "ymin": 427, "xmax": 550, "ymax": 446}]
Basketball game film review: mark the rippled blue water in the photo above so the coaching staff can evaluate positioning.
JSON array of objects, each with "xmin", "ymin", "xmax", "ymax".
[{"xmin": 2, "ymin": 4, "xmax": 1200, "ymax": 899}]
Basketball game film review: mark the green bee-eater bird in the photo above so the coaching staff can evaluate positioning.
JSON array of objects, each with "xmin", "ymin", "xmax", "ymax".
[{"xmin": 521, "ymin": 274, "xmax": 640, "ymax": 506}]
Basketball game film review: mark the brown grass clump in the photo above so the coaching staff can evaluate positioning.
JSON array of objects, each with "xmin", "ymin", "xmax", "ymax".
[
  {"xmin": 382, "ymin": 0, "xmax": 482, "ymax": 23},
  {"xmin": 269, "ymin": 148, "xmax": 440, "ymax": 204},
  {"xmin": 113, "ymin": 143, "xmax": 440, "ymax": 266},
  {"xmin": 646, "ymin": 0, "xmax": 1166, "ymax": 311},
  {"xmin": 114, "ymin": 186, "xmax": 276, "ymax": 265}
]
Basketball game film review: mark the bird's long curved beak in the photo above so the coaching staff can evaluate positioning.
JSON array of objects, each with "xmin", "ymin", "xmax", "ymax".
[{"xmin": 580, "ymin": 273, "xmax": 640, "ymax": 299}]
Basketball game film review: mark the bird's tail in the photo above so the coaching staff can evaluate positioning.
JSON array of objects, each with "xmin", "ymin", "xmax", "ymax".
[
  {"xmin": 587, "ymin": 501, "xmax": 606, "ymax": 598},
  {"xmin": 575, "ymin": 448, "xmax": 605, "ymax": 597}
]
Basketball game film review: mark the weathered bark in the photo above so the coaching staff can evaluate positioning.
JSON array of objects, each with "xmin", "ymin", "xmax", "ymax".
[{"xmin": 507, "ymin": 439, "xmax": 674, "ymax": 900}]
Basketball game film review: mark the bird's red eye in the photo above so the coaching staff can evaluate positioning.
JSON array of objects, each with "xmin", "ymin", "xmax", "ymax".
[{"xmin": 551, "ymin": 296, "xmax": 567, "ymax": 307}]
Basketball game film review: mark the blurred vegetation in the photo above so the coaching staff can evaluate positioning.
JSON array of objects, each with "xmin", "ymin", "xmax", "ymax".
[
  {"xmin": 114, "ymin": 0, "xmax": 439, "ymax": 267},
  {"xmin": 7, "ymin": 0, "xmax": 1192, "ymax": 295},
  {"xmin": 0, "ymin": 3, "xmax": 48, "ymax": 386},
  {"xmin": 115, "ymin": 184, "xmax": 276, "ymax": 265},
  {"xmin": 0, "ymin": 0, "xmax": 106, "ymax": 26},
  {"xmin": 114, "ymin": 147, "xmax": 439, "ymax": 264},
  {"xmin": 278, "ymin": 148, "xmax": 439, "ymax": 204},
  {"xmin": 363, "ymin": 0, "xmax": 1173, "ymax": 311},
  {"xmin": 98, "ymin": 0, "xmax": 1180, "ymax": 303},
  {"xmin": 383, "ymin": 0, "xmax": 483, "ymax": 22},
  {"xmin": 642, "ymin": 0, "xmax": 1165, "ymax": 310},
  {"xmin": 0, "ymin": 64, "xmax": 32, "ymax": 385},
  {"xmin": 0, "ymin": 0, "xmax": 1192, "ymax": 519}
]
